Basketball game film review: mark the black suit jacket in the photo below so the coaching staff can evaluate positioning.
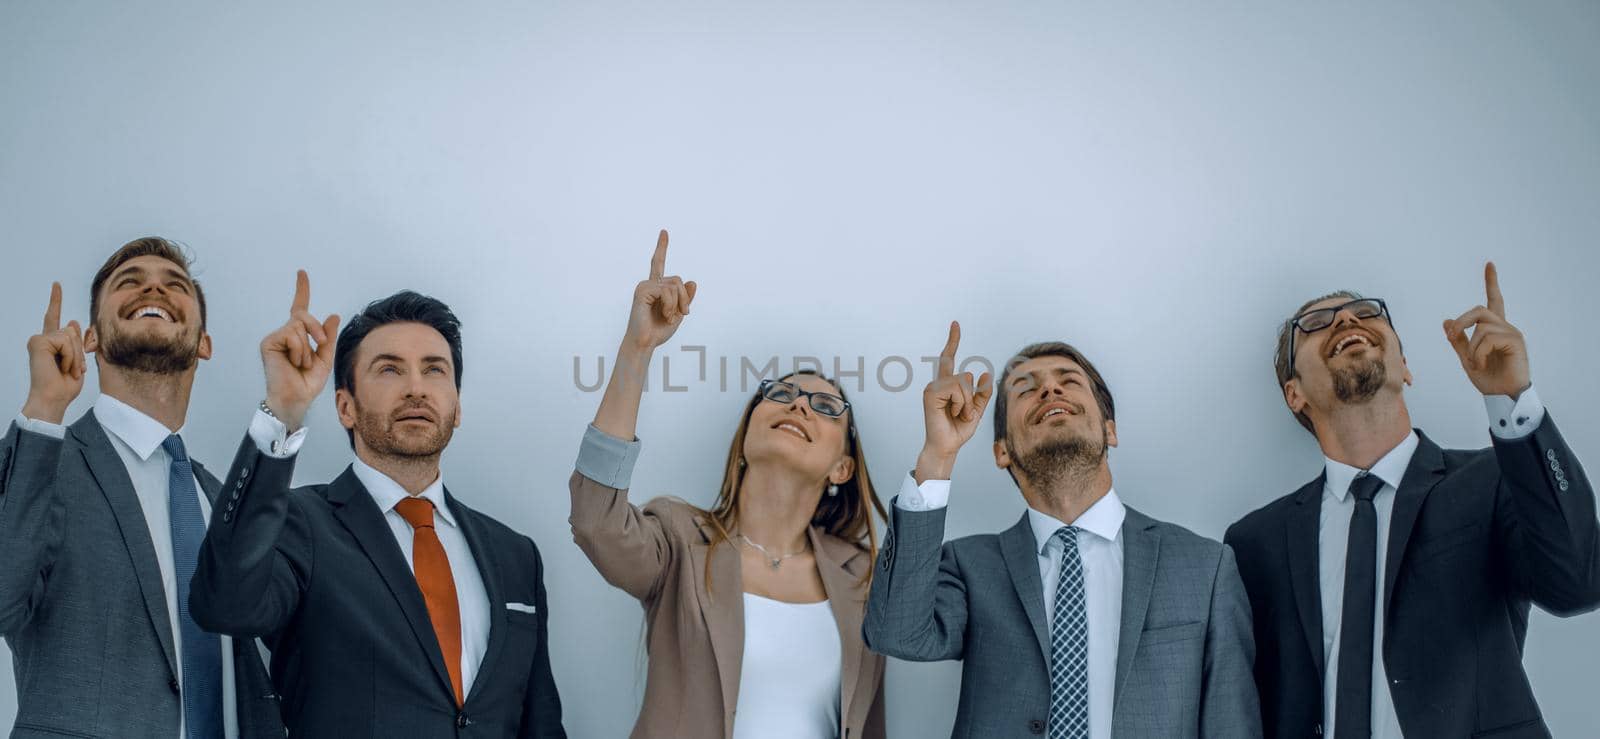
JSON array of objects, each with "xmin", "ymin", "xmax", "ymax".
[
  {"xmin": 190, "ymin": 434, "xmax": 565, "ymax": 738},
  {"xmin": 0, "ymin": 413, "xmax": 283, "ymax": 739},
  {"xmin": 1226, "ymin": 417, "xmax": 1600, "ymax": 738}
]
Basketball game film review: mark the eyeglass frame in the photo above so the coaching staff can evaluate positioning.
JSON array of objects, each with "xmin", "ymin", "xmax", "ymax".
[
  {"xmin": 757, "ymin": 378, "xmax": 853, "ymax": 419},
  {"xmin": 1285, "ymin": 297, "xmax": 1392, "ymax": 380}
]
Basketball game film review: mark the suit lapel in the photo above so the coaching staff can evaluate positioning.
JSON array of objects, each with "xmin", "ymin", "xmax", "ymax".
[
  {"xmin": 811, "ymin": 528, "xmax": 869, "ymax": 733},
  {"xmin": 70, "ymin": 411, "xmax": 179, "ymax": 683},
  {"xmin": 325, "ymin": 467, "xmax": 457, "ymax": 703},
  {"xmin": 192, "ymin": 459, "xmax": 221, "ymax": 507},
  {"xmin": 448, "ymin": 490, "xmax": 508, "ymax": 707},
  {"xmin": 1383, "ymin": 432, "xmax": 1447, "ymax": 616},
  {"xmin": 999, "ymin": 513, "xmax": 1051, "ymax": 662},
  {"xmin": 1113, "ymin": 508, "xmax": 1159, "ymax": 702},
  {"xmin": 689, "ymin": 521, "xmax": 744, "ymax": 738},
  {"xmin": 1286, "ymin": 475, "xmax": 1326, "ymax": 675}
]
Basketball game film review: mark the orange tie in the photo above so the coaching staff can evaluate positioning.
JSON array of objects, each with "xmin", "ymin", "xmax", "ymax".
[{"xmin": 395, "ymin": 497, "xmax": 464, "ymax": 705}]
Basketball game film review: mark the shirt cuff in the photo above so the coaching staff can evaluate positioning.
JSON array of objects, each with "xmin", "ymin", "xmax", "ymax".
[
  {"xmin": 894, "ymin": 472, "xmax": 951, "ymax": 511},
  {"xmin": 575, "ymin": 424, "xmax": 641, "ymax": 490},
  {"xmin": 249, "ymin": 408, "xmax": 307, "ymax": 459},
  {"xmin": 1485, "ymin": 385, "xmax": 1546, "ymax": 441},
  {"xmin": 14, "ymin": 413, "xmax": 66, "ymax": 440}
]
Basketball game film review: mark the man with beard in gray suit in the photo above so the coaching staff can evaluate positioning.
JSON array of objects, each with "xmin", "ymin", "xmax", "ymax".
[
  {"xmin": 864, "ymin": 324, "xmax": 1260, "ymax": 738},
  {"xmin": 0, "ymin": 238, "xmax": 282, "ymax": 739}
]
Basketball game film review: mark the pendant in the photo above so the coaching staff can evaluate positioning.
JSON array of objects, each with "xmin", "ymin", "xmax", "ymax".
[{"xmin": 768, "ymin": 558, "xmax": 782, "ymax": 570}]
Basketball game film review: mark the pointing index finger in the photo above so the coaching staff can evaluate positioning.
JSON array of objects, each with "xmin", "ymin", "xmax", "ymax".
[
  {"xmin": 1484, "ymin": 261, "xmax": 1505, "ymax": 318},
  {"xmin": 938, "ymin": 321, "xmax": 961, "ymax": 378},
  {"xmin": 649, "ymin": 230, "xmax": 668, "ymax": 280},
  {"xmin": 44, "ymin": 282, "xmax": 62, "ymax": 333},
  {"xmin": 292, "ymin": 270, "xmax": 311, "ymax": 313}
]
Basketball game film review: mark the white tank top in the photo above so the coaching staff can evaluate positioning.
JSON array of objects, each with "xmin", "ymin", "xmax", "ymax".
[{"xmin": 731, "ymin": 593, "xmax": 843, "ymax": 739}]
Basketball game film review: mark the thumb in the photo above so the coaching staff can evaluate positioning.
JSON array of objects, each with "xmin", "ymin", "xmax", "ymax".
[
  {"xmin": 316, "ymin": 314, "xmax": 342, "ymax": 364},
  {"xmin": 1442, "ymin": 319, "xmax": 1472, "ymax": 368}
]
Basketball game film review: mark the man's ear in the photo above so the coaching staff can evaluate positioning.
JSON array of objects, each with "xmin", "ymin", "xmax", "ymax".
[
  {"xmin": 1401, "ymin": 355, "xmax": 1414, "ymax": 386},
  {"xmin": 83, "ymin": 323, "xmax": 98, "ymax": 353},
  {"xmin": 993, "ymin": 440, "xmax": 1010, "ymax": 469},
  {"xmin": 335, "ymin": 388, "xmax": 357, "ymax": 431},
  {"xmin": 196, "ymin": 331, "xmax": 213, "ymax": 361},
  {"xmin": 1104, "ymin": 419, "xmax": 1118, "ymax": 448},
  {"xmin": 1283, "ymin": 378, "xmax": 1308, "ymax": 416}
]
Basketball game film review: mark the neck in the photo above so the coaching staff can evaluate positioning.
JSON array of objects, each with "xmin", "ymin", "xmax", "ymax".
[
  {"xmin": 98, "ymin": 364, "xmax": 194, "ymax": 432},
  {"xmin": 355, "ymin": 446, "xmax": 442, "ymax": 496},
  {"xmin": 1313, "ymin": 395, "xmax": 1413, "ymax": 470},
  {"xmin": 1019, "ymin": 462, "xmax": 1113, "ymax": 525},
  {"xmin": 734, "ymin": 461, "xmax": 823, "ymax": 554}
]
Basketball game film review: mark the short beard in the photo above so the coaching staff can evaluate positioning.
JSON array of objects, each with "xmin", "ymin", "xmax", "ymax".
[
  {"xmin": 353, "ymin": 400, "xmax": 456, "ymax": 460},
  {"xmin": 1007, "ymin": 424, "xmax": 1108, "ymax": 497},
  {"xmin": 95, "ymin": 321, "xmax": 201, "ymax": 375},
  {"xmin": 1331, "ymin": 357, "xmax": 1387, "ymax": 404}
]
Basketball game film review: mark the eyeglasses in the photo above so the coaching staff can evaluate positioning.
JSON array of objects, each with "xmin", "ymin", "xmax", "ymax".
[
  {"xmin": 1287, "ymin": 297, "xmax": 1391, "ymax": 377},
  {"xmin": 758, "ymin": 379, "xmax": 851, "ymax": 418}
]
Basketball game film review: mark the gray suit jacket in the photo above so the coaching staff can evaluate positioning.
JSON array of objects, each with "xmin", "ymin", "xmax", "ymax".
[
  {"xmin": 0, "ymin": 414, "xmax": 283, "ymax": 739},
  {"xmin": 863, "ymin": 500, "xmax": 1261, "ymax": 738}
]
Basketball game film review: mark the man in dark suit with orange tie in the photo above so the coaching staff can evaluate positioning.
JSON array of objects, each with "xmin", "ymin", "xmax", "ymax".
[
  {"xmin": 1226, "ymin": 263, "xmax": 1600, "ymax": 738},
  {"xmin": 191, "ymin": 278, "xmax": 565, "ymax": 738}
]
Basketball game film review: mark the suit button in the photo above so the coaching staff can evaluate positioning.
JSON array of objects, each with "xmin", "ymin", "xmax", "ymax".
[
  {"xmin": 456, "ymin": 712, "xmax": 471, "ymax": 728},
  {"xmin": 222, "ymin": 512, "xmax": 234, "ymax": 523},
  {"xmin": 1314, "ymin": 722, "xmax": 1323, "ymax": 735},
  {"xmin": 240, "ymin": 467, "xmax": 250, "ymax": 479},
  {"xmin": 232, "ymin": 489, "xmax": 242, "ymax": 501},
  {"xmin": 1547, "ymin": 449, "xmax": 1558, "ymax": 462},
  {"xmin": 169, "ymin": 678, "xmax": 180, "ymax": 694},
  {"xmin": 1028, "ymin": 718, "xmax": 1045, "ymax": 734},
  {"xmin": 1560, "ymin": 480, "xmax": 1570, "ymax": 492}
]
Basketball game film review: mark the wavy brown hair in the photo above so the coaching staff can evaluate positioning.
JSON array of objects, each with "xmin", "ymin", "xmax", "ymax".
[{"xmin": 697, "ymin": 370, "xmax": 887, "ymax": 593}]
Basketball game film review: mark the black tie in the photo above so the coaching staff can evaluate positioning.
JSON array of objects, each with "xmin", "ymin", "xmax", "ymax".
[{"xmin": 1335, "ymin": 472, "xmax": 1386, "ymax": 739}]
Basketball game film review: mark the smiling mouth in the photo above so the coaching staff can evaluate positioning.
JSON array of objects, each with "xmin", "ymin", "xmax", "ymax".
[
  {"xmin": 126, "ymin": 305, "xmax": 176, "ymax": 322},
  {"xmin": 1033, "ymin": 403, "xmax": 1078, "ymax": 424},
  {"xmin": 1327, "ymin": 330, "xmax": 1379, "ymax": 359},
  {"xmin": 772, "ymin": 420, "xmax": 811, "ymax": 442}
]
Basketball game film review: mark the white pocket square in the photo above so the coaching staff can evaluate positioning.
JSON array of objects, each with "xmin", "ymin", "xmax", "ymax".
[{"xmin": 505, "ymin": 602, "xmax": 537, "ymax": 615}]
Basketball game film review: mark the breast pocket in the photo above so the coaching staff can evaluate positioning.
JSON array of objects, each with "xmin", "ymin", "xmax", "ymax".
[{"xmin": 1139, "ymin": 620, "xmax": 1204, "ymax": 647}]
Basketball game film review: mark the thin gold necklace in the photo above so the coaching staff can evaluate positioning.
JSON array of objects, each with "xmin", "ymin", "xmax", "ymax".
[{"xmin": 738, "ymin": 534, "xmax": 810, "ymax": 570}]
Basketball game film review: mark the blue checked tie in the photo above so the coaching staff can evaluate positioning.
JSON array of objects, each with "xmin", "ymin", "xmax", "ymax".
[
  {"xmin": 1048, "ymin": 526, "xmax": 1090, "ymax": 739},
  {"xmin": 162, "ymin": 435, "xmax": 224, "ymax": 739}
]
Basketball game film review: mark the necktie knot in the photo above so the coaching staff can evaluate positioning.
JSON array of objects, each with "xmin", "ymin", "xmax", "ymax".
[
  {"xmin": 396, "ymin": 496, "xmax": 436, "ymax": 529},
  {"xmin": 1350, "ymin": 473, "xmax": 1385, "ymax": 503},
  {"xmin": 161, "ymin": 434, "xmax": 188, "ymax": 464},
  {"xmin": 1050, "ymin": 525, "xmax": 1080, "ymax": 551}
]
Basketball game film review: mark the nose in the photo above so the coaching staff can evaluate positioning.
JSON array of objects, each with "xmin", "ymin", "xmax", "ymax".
[
  {"xmin": 404, "ymin": 372, "xmax": 429, "ymax": 399},
  {"xmin": 786, "ymin": 398, "xmax": 811, "ymax": 418},
  {"xmin": 1332, "ymin": 308, "xmax": 1364, "ymax": 328}
]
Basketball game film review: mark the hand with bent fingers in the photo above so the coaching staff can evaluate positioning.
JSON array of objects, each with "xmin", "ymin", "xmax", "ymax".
[
  {"xmin": 916, "ymin": 321, "xmax": 994, "ymax": 483},
  {"xmin": 21, "ymin": 282, "xmax": 86, "ymax": 424},
  {"xmin": 1443, "ymin": 262, "xmax": 1531, "ymax": 398},
  {"xmin": 261, "ymin": 270, "xmax": 341, "ymax": 432},
  {"xmin": 623, "ymin": 229, "xmax": 698, "ymax": 354}
]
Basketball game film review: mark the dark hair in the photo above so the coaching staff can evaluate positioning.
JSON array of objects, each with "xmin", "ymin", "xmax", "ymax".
[
  {"xmin": 1273, "ymin": 290, "xmax": 1365, "ymax": 434},
  {"xmin": 993, "ymin": 341, "xmax": 1115, "ymax": 443},
  {"xmin": 90, "ymin": 237, "xmax": 207, "ymax": 329},
  {"xmin": 334, "ymin": 290, "xmax": 464, "ymax": 446}
]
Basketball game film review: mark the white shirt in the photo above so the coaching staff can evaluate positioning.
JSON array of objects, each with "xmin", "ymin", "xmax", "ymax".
[
  {"xmin": 1317, "ymin": 388, "xmax": 1547, "ymax": 738},
  {"xmin": 248, "ymin": 409, "xmax": 491, "ymax": 698},
  {"xmin": 897, "ymin": 473, "xmax": 1126, "ymax": 739},
  {"xmin": 732, "ymin": 593, "xmax": 842, "ymax": 739},
  {"xmin": 19, "ymin": 395, "xmax": 239, "ymax": 739}
]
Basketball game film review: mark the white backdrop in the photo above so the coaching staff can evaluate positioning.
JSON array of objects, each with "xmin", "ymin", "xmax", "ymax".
[{"xmin": 3, "ymin": 1, "xmax": 1598, "ymax": 735}]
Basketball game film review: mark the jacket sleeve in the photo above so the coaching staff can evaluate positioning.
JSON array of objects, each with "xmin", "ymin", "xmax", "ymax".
[
  {"xmin": 189, "ymin": 432, "xmax": 312, "ymax": 638},
  {"xmin": 567, "ymin": 425, "xmax": 675, "ymax": 603},
  {"xmin": 0, "ymin": 421, "xmax": 66, "ymax": 636},
  {"xmin": 860, "ymin": 501, "xmax": 968, "ymax": 662},
  {"xmin": 1490, "ymin": 413, "xmax": 1600, "ymax": 615},
  {"xmin": 519, "ymin": 537, "xmax": 567, "ymax": 739},
  {"xmin": 1200, "ymin": 545, "xmax": 1264, "ymax": 738}
]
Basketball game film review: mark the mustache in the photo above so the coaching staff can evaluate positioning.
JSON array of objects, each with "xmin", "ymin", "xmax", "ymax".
[{"xmin": 388, "ymin": 402, "xmax": 440, "ymax": 422}]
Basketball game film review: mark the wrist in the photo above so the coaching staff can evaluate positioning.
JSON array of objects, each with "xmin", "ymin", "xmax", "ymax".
[
  {"xmin": 263, "ymin": 397, "xmax": 307, "ymax": 432},
  {"xmin": 21, "ymin": 396, "xmax": 68, "ymax": 424},
  {"xmin": 914, "ymin": 448, "xmax": 957, "ymax": 484}
]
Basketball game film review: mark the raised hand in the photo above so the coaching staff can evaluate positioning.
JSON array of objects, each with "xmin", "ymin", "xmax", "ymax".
[
  {"xmin": 1443, "ymin": 262, "xmax": 1530, "ymax": 398},
  {"xmin": 622, "ymin": 230, "xmax": 698, "ymax": 353},
  {"xmin": 20, "ymin": 283, "xmax": 86, "ymax": 424},
  {"xmin": 260, "ymin": 271, "xmax": 341, "ymax": 431},
  {"xmin": 915, "ymin": 321, "xmax": 994, "ymax": 482}
]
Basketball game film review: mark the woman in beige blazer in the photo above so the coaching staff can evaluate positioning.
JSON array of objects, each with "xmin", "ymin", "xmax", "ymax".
[{"xmin": 569, "ymin": 231, "xmax": 888, "ymax": 739}]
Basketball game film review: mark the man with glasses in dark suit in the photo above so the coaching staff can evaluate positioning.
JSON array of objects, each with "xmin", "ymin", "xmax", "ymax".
[{"xmin": 1226, "ymin": 263, "xmax": 1600, "ymax": 738}]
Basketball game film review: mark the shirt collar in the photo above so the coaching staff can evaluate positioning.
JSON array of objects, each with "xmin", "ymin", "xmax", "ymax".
[
  {"xmin": 1028, "ymin": 488, "xmax": 1127, "ymax": 555},
  {"xmin": 1323, "ymin": 430, "xmax": 1419, "ymax": 502},
  {"xmin": 351, "ymin": 456, "xmax": 455, "ymax": 528},
  {"xmin": 94, "ymin": 394, "xmax": 184, "ymax": 461}
]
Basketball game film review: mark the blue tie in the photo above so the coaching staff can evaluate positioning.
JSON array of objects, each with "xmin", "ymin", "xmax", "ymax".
[
  {"xmin": 162, "ymin": 435, "xmax": 223, "ymax": 739},
  {"xmin": 1048, "ymin": 526, "xmax": 1090, "ymax": 739}
]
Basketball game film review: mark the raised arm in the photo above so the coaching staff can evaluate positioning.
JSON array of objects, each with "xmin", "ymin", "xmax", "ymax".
[
  {"xmin": 0, "ymin": 283, "xmax": 86, "ymax": 634},
  {"xmin": 191, "ymin": 270, "xmax": 339, "ymax": 636},
  {"xmin": 569, "ymin": 231, "xmax": 698, "ymax": 602}
]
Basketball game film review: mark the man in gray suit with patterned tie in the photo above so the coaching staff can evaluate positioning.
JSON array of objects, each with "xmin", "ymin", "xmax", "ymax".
[
  {"xmin": 0, "ymin": 238, "xmax": 282, "ymax": 739},
  {"xmin": 863, "ymin": 325, "xmax": 1261, "ymax": 738}
]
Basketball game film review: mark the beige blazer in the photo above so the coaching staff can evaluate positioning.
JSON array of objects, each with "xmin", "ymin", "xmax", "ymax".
[{"xmin": 569, "ymin": 470, "xmax": 887, "ymax": 739}]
